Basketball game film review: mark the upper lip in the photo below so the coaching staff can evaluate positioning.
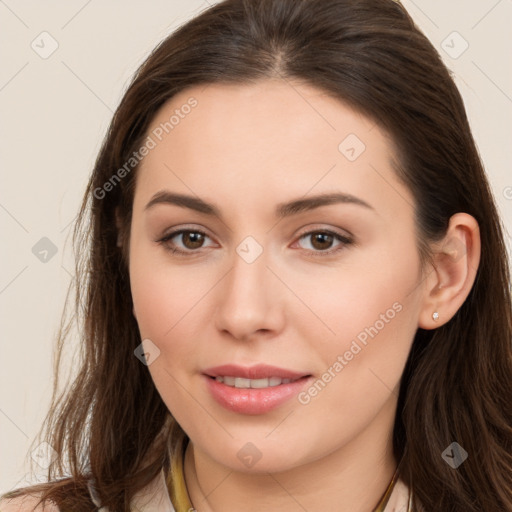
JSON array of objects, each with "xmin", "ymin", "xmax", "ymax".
[{"xmin": 203, "ymin": 364, "xmax": 311, "ymax": 380}]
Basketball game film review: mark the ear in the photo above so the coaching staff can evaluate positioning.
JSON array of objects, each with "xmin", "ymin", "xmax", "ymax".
[{"xmin": 418, "ymin": 213, "xmax": 481, "ymax": 330}]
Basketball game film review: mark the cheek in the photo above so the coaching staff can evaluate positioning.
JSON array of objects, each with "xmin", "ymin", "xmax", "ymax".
[
  {"xmin": 297, "ymin": 246, "xmax": 419, "ymax": 343},
  {"xmin": 291, "ymin": 264, "xmax": 420, "ymax": 447},
  {"xmin": 299, "ymin": 244, "xmax": 421, "ymax": 387},
  {"xmin": 129, "ymin": 242, "xmax": 224, "ymax": 387},
  {"xmin": 129, "ymin": 259, "xmax": 207, "ymax": 409},
  {"xmin": 132, "ymin": 271, "xmax": 203, "ymax": 338},
  {"xmin": 130, "ymin": 267, "xmax": 205, "ymax": 361},
  {"xmin": 129, "ymin": 233, "xmax": 207, "ymax": 337}
]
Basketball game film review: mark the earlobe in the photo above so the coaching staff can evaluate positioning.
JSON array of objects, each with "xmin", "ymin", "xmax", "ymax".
[{"xmin": 418, "ymin": 213, "xmax": 481, "ymax": 330}]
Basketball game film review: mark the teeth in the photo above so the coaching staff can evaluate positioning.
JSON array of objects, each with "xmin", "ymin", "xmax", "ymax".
[{"xmin": 214, "ymin": 376, "xmax": 298, "ymax": 388}]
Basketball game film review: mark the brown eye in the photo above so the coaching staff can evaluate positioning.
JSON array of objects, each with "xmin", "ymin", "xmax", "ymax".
[
  {"xmin": 158, "ymin": 229, "xmax": 214, "ymax": 255},
  {"xmin": 310, "ymin": 232, "xmax": 335, "ymax": 250},
  {"xmin": 296, "ymin": 230, "xmax": 353, "ymax": 256},
  {"xmin": 181, "ymin": 231, "xmax": 205, "ymax": 249}
]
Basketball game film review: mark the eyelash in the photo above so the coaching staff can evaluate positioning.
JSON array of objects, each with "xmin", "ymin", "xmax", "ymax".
[{"xmin": 156, "ymin": 227, "xmax": 353, "ymax": 257}]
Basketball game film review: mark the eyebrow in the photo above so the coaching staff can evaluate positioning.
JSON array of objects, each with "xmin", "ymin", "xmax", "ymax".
[{"xmin": 144, "ymin": 190, "xmax": 374, "ymax": 219}]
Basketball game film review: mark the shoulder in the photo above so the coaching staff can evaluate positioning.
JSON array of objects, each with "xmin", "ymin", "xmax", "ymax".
[{"xmin": 0, "ymin": 494, "xmax": 60, "ymax": 512}]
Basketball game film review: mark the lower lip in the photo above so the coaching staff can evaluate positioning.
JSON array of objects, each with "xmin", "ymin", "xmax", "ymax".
[{"xmin": 203, "ymin": 375, "xmax": 313, "ymax": 415}]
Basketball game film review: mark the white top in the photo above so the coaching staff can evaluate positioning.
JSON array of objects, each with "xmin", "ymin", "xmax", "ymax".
[{"xmin": 87, "ymin": 470, "xmax": 412, "ymax": 512}]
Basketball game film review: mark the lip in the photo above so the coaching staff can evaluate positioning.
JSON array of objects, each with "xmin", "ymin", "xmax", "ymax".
[
  {"xmin": 202, "ymin": 363, "xmax": 310, "ymax": 380},
  {"xmin": 202, "ymin": 364, "xmax": 313, "ymax": 415}
]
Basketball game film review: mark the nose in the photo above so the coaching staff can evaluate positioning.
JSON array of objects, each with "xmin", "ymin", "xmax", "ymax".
[{"xmin": 214, "ymin": 243, "xmax": 286, "ymax": 342}]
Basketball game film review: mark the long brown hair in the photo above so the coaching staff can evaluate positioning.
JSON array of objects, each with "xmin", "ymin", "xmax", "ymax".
[{"xmin": 2, "ymin": 0, "xmax": 511, "ymax": 510}]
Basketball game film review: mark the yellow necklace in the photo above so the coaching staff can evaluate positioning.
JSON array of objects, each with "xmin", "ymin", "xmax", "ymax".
[{"xmin": 166, "ymin": 440, "xmax": 411, "ymax": 512}]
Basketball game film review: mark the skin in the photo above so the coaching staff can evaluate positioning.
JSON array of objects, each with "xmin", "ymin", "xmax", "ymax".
[{"xmin": 127, "ymin": 80, "xmax": 480, "ymax": 512}]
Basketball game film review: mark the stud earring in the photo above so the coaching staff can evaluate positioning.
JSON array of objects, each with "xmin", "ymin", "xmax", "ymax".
[{"xmin": 432, "ymin": 311, "xmax": 439, "ymax": 321}]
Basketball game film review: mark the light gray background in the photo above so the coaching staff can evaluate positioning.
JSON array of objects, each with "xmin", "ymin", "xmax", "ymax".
[{"xmin": 1, "ymin": 0, "xmax": 511, "ymax": 493}]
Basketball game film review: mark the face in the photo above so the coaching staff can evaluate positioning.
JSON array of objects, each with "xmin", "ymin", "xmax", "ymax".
[{"xmin": 128, "ymin": 80, "xmax": 426, "ymax": 473}]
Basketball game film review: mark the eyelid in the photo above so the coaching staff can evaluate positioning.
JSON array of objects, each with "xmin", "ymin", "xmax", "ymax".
[
  {"xmin": 294, "ymin": 224, "xmax": 353, "ymax": 241},
  {"xmin": 159, "ymin": 224, "xmax": 214, "ymax": 240}
]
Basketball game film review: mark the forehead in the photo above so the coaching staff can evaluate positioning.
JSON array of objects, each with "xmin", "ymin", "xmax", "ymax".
[
  {"xmin": 133, "ymin": 80, "xmax": 412, "ymax": 222},
  {"xmin": 142, "ymin": 79, "xmax": 383, "ymax": 161}
]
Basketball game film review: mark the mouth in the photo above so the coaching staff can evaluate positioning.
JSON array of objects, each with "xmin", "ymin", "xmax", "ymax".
[
  {"xmin": 207, "ymin": 375, "xmax": 309, "ymax": 388},
  {"xmin": 202, "ymin": 364, "xmax": 314, "ymax": 415},
  {"xmin": 203, "ymin": 363, "xmax": 311, "ymax": 381}
]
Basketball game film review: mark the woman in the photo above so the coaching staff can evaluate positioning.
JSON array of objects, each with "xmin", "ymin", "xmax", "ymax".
[{"xmin": 1, "ymin": 0, "xmax": 511, "ymax": 510}]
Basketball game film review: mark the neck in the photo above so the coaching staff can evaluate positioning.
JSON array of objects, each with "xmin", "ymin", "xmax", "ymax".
[{"xmin": 183, "ymin": 396, "xmax": 399, "ymax": 512}]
